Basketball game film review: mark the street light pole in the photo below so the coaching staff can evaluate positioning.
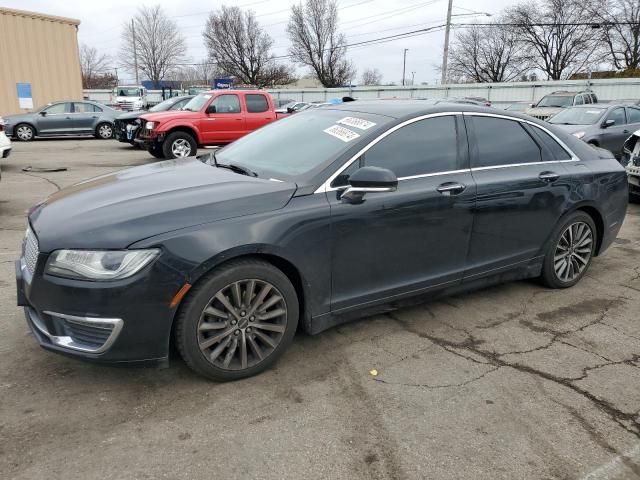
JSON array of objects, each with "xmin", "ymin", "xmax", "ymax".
[
  {"xmin": 132, "ymin": 19, "xmax": 139, "ymax": 85},
  {"xmin": 411, "ymin": 71, "xmax": 416, "ymax": 86},
  {"xmin": 441, "ymin": 0, "xmax": 453, "ymax": 85},
  {"xmin": 402, "ymin": 48, "xmax": 409, "ymax": 86}
]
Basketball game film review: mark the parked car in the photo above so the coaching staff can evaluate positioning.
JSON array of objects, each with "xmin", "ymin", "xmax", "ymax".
[
  {"xmin": 608, "ymin": 99, "xmax": 640, "ymax": 105},
  {"xmin": 274, "ymin": 98, "xmax": 295, "ymax": 108},
  {"xmin": 504, "ymin": 102, "xmax": 531, "ymax": 113},
  {"xmin": 275, "ymin": 101, "xmax": 309, "ymax": 114},
  {"xmin": 114, "ymin": 95, "xmax": 193, "ymax": 145},
  {"xmin": 16, "ymin": 102, "xmax": 628, "ymax": 381},
  {"xmin": 526, "ymin": 90, "xmax": 598, "ymax": 121},
  {"xmin": 548, "ymin": 104, "xmax": 640, "ymax": 158},
  {"xmin": 136, "ymin": 90, "xmax": 287, "ymax": 159},
  {"xmin": 420, "ymin": 97, "xmax": 491, "ymax": 107},
  {"xmin": 4, "ymin": 101, "xmax": 118, "ymax": 141},
  {"xmin": 0, "ymin": 117, "xmax": 11, "ymax": 184},
  {"xmin": 620, "ymin": 129, "xmax": 640, "ymax": 201}
]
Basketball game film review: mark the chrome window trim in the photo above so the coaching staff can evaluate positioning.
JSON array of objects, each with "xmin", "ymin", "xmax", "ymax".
[
  {"xmin": 37, "ymin": 310, "xmax": 124, "ymax": 354},
  {"xmin": 470, "ymin": 159, "xmax": 578, "ymax": 172},
  {"xmin": 315, "ymin": 111, "xmax": 463, "ymax": 193},
  {"xmin": 462, "ymin": 111, "xmax": 580, "ymax": 161}
]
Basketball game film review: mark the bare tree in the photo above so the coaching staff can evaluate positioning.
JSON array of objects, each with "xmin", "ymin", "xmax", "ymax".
[
  {"xmin": 80, "ymin": 44, "xmax": 112, "ymax": 88},
  {"xmin": 287, "ymin": 0, "xmax": 355, "ymax": 87},
  {"xmin": 121, "ymin": 5, "xmax": 186, "ymax": 86},
  {"xmin": 361, "ymin": 68, "xmax": 382, "ymax": 85},
  {"xmin": 203, "ymin": 6, "xmax": 295, "ymax": 87},
  {"xmin": 447, "ymin": 20, "xmax": 533, "ymax": 83},
  {"xmin": 587, "ymin": 0, "xmax": 640, "ymax": 70},
  {"xmin": 506, "ymin": 0, "xmax": 602, "ymax": 80}
]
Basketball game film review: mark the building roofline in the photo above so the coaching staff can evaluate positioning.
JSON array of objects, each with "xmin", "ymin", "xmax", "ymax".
[{"xmin": 0, "ymin": 7, "xmax": 80, "ymax": 26}]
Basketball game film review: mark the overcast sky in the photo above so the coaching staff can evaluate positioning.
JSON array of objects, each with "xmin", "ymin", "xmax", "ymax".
[{"xmin": 4, "ymin": 0, "xmax": 518, "ymax": 84}]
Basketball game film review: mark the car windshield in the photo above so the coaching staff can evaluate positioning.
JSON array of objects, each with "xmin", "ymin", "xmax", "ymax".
[
  {"xmin": 506, "ymin": 103, "xmax": 527, "ymax": 111},
  {"xmin": 213, "ymin": 109, "xmax": 391, "ymax": 180},
  {"xmin": 149, "ymin": 98, "xmax": 178, "ymax": 112},
  {"xmin": 116, "ymin": 88, "xmax": 142, "ymax": 97},
  {"xmin": 182, "ymin": 93, "xmax": 212, "ymax": 112},
  {"xmin": 536, "ymin": 95, "xmax": 574, "ymax": 108},
  {"xmin": 549, "ymin": 108, "xmax": 606, "ymax": 125}
]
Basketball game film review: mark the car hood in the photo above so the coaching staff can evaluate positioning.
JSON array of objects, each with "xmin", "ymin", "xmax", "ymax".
[
  {"xmin": 141, "ymin": 110, "xmax": 201, "ymax": 122},
  {"xmin": 29, "ymin": 157, "xmax": 297, "ymax": 251},
  {"xmin": 548, "ymin": 123, "xmax": 592, "ymax": 134},
  {"xmin": 116, "ymin": 110, "xmax": 146, "ymax": 120}
]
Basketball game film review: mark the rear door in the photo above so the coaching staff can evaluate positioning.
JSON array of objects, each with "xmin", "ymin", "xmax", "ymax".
[
  {"xmin": 244, "ymin": 93, "xmax": 275, "ymax": 132},
  {"xmin": 37, "ymin": 102, "xmax": 73, "ymax": 134},
  {"xmin": 73, "ymin": 102, "xmax": 100, "ymax": 133},
  {"xmin": 464, "ymin": 114, "xmax": 572, "ymax": 278},
  {"xmin": 200, "ymin": 94, "xmax": 245, "ymax": 144}
]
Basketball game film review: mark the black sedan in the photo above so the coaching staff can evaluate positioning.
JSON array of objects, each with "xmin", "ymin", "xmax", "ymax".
[
  {"xmin": 16, "ymin": 102, "xmax": 628, "ymax": 381},
  {"xmin": 114, "ymin": 95, "xmax": 193, "ymax": 145}
]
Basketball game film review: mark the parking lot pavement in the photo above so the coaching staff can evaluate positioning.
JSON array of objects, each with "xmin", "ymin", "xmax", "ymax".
[{"xmin": 1, "ymin": 139, "xmax": 640, "ymax": 480}]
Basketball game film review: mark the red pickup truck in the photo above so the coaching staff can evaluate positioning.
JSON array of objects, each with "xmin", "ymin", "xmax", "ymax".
[{"xmin": 136, "ymin": 90, "xmax": 286, "ymax": 159}]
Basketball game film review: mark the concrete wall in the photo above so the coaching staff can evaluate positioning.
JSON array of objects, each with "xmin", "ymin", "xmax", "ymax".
[{"xmin": 0, "ymin": 7, "xmax": 83, "ymax": 116}]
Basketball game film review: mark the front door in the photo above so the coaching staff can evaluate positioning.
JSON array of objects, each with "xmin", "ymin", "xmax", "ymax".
[
  {"xmin": 37, "ymin": 102, "xmax": 73, "ymax": 135},
  {"xmin": 464, "ymin": 114, "xmax": 572, "ymax": 278},
  {"xmin": 201, "ymin": 94, "xmax": 246, "ymax": 144},
  {"xmin": 601, "ymin": 107, "xmax": 630, "ymax": 155},
  {"xmin": 327, "ymin": 114, "xmax": 476, "ymax": 313}
]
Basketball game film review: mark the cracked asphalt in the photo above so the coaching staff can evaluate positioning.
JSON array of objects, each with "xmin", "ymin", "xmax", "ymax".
[{"xmin": 1, "ymin": 139, "xmax": 640, "ymax": 480}]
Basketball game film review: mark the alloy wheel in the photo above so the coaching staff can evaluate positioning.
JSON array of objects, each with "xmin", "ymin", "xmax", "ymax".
[
  {"xmin": 16, "ymin": 125, "xmax": 33, "ymax": 141},
  {"xmin": 553, "ymin": 221, "xmax": 593, "ymax": 282},
  {"xmin": 171, "ymin": 139, "xmax": 192, "ymax": 157},
  {"xmin": 197, "ymin": 279, "xmax": 288, "ymax": 371},
  {"xmin": 99, "ymin": 124, "xmax": 113, "ymax": 139}
]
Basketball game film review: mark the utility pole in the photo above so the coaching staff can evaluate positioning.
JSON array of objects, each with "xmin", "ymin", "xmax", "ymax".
[
  {"xmin": 132, "ymin": 19, "xmax": 139, "ymax": 85},
  {"xmin": 402, "ymin": 48, "xmax": 408, "ymax": 86},
  {"xmin": 441, "ymin": 0, "xmax": 453, "ymax": 85},
  {"xmin": 411, "ymin": 71, "xmax": 416, "ymax": 86}
]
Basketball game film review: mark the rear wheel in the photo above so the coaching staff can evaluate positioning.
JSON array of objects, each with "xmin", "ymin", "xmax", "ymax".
[
  {"xmin": 14, "ymin": 123, "xmax": 34, "ymax": 141},
  {"xmin": 541, "ymin": 211, "xmax": 597, "ymax": 288},
  {"xmin": 95, "ymin": 122, "xmax": 113, "ymax": 139},
  {"xmin": 176, "ymin": 259, "xmax": 299, "ymax": 381},
  {"xmin": 162, "ymin": 131, "xmax": 197, "ymax": 159}
]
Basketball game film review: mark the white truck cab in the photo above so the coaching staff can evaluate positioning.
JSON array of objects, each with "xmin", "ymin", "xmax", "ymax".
[{"xmin": 112, "ymin": 85, "xmax": 148, "ymax": 111}]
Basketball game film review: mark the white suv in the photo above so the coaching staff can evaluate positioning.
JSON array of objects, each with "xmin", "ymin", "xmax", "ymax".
[{"xmin": 0, "ymin": 117, "xmax": 11, "ymax": 182}]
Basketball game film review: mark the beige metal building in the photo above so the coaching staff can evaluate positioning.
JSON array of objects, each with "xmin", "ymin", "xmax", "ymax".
[{"xmin": 0, "ymin": 7, "xmax": 83, "ymax": 116}]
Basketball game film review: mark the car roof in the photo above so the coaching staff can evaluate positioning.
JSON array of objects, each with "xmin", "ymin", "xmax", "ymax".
[{"xmin": 319, "ymin": 99, "xmax": 534, "ymax": 121}]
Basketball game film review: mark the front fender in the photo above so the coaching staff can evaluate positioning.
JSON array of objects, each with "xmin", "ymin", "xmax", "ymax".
[{"xmin": 157, "ymin": 121, "xmax": 202, "ymax": 143}]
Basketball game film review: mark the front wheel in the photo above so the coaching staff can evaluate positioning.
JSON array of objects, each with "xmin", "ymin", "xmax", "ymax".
[
  {"xmin": 541, "ymin": 212, "xmax": 597, "ymax": 288},
  {"xmin": 148, "ymin": 145, "xmax": 165, "ymax": 158},
  {"xmin": 14, "ymin": 123, "xmax": 34, "ymax": 141},
  {"xmin": 162, "ymin": 131, "xmax": 197, "ymax": 159},
  {"xmin": 176, "ymin": 259, "xmax": 299, "ymax": 381}
]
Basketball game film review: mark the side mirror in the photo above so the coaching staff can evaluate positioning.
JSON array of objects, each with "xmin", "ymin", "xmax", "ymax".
[
  {"xmin": 603, "ymin": 119, "xmax": 616, "ymax": 128},
  {"xmin": 340, "ymin": 166, "xmax": 397, "ymax": 204},
  {"xmin": 206, "ymin": 104, "xmax": 216, "ymax": 114},
  {"xmin": 39, "ymin": 111, "xmax": 47, "ymax": 116}
]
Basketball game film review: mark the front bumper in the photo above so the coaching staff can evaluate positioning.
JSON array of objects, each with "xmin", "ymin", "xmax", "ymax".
[
  {"xmin": 15, "ymin": 246, "xmax": 185, "ymax": 364},
  {"xmin": 627, "ymin": 166, "xmax": 640, "ymax": 195},
  {"xmin": 135, "ymin": 131, "xmax": 165, "ymax": 150}
]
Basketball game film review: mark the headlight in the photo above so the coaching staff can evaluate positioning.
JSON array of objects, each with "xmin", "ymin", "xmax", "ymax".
[
  {"xmin": 45, "ymin": 249, "xmax": 160, "ymax": 281},
  {"xmin": 573, "ymin": 131, "xmax": 586, "ymax": 139},
  {"xmin": 146, "ymin": 121, "xmax": 156, "ymax": 130}
]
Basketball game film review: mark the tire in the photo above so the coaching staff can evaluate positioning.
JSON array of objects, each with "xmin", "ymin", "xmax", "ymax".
[
  {"xmin": 541, "ymin": 211, "xmax": 597, "ymax": 289},
  {"xmin": 148, "ymin": 146, "xmax": 165, "ymax": 159},
  {"xmin": 95, "ymin": 122, "xmax": 114, "ymax": 139},
  {"xmin": 630, "ymin": 192, "xmax": 640, "ymax": 204},
  {"xmin": 176, "ymin": 259, "xmax": 299, "ymax": 381},
  {"xmin": 14, "ymin": 123, "xmax": 34, "ymax": 141},
  {"xmin": 162, "ymin": 131, "xmax": 197, "ymax": 159}
]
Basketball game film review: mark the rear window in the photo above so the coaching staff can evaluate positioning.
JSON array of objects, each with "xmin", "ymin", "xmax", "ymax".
[{"xmin": 246, "ymin": 94, "xmax": 269, "ymax": 113}]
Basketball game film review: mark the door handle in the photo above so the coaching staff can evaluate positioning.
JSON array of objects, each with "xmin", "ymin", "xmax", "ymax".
[
  {"xmin": 436, "ymin": 182, "xmax": 466, "ymax": 195},
  {"xmin": 539, "ymin": 171, "xmax": 560, "ymax": 182}
]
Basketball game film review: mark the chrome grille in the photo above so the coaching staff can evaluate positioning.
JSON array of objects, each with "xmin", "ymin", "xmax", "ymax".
[
  {"xmin": 531, "ymin": 114, "xmax": 551, "ymax": 121},
  {"xmin": 23, "ymin": 228, "xmax": 39, "ymax": 276}
]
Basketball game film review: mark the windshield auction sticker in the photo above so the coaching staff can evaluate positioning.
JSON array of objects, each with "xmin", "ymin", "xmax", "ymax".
[
  {"xmin": 324, "ymin": 125, "xmax": 360, "ymax": 142},
  {"xmin": 337, "ymin": 116, "xmax": 376, "ymax": 130}
]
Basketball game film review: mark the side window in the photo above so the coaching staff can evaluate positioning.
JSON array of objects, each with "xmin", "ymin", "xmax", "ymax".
[
  {"xmin": 606, "ymin": 107, "xmax": 627, "ymax": 125},
  {"xmin": 212, "ymin": 94, "xmax": 241, "ymax": 113},
  {"xmin": 528, "ymin": 125, "xmax": 572, "ymax": 161},
  {"xmin": 362, "ymin": 116, "xmax": 459, "ymax": 178},
  {"xmin": 575, "ymin": 96, "xmax": 584, "ymax": 105},
  {"xmin": 332, "ymin": 159, "xmax": 362, "ymax": 188},
  {"xmin": 43, "ymin": 103, "xmax": 71, "ymax": 114},
  {"xmin": 246, "ymin": 94, "xmax": 269, "ymax": 113},
  {"xmin": 171, "ymin": 98, "xmax": 189, "ymax": 110},
  {"xmin": 74, "ymin": 102, "xmax": 99, "ymax": 113},
  {"xmin": 627, "ymin": 108, "xmax": 640, "ymax": 123},
  {"xmin": 471, "ymin": 117, "xmax": 541, "ymax": 167},
  {"xmin": 591, "ymin": 93, "xmax": 598, "ymax": 103}
]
